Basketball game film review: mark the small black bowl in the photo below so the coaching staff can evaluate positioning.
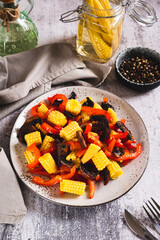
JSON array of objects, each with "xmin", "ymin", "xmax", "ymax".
[{"xmin": 115, "ymin": 47, "xmax": 160, "ymax": 91}]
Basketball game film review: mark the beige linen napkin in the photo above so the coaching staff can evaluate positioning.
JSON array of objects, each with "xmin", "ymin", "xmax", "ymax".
[
  {"xmin": 0, "ymin": 43, "xmax": 111, "ymax": 120},
  {"xmin": 0, "ymin": 147, "xmax": 27, "ymax": 224}
]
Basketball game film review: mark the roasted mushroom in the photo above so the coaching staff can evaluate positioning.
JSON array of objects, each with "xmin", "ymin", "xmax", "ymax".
[
  {"xmin": 112, "ymin": 147, "xmax": 125, "ymax": 158},
  {"xmin": 17, "ymin": 116, "xmax": 43, "ymax": 144},
  {"xmin": 100, "ymin": 167, "xmax": 110, "ymax": 185},
  {"xmin": 69, "ymin": 91, "xmax": 77, "ymax": 99},
  {"xmin": 82, "ymin": 97, "xmax": 94, "ymax": 107},
  {"xmin": 79, "ymin": 163, "xmax": 99, "ymax": 180},
  {"xmin": 64, "ymin": 110, "xmax": 75, "ymax": 119},
  {"xmin": 90, "ymin": 114, "xmax": 111, "ymax": 140},
  {"xmin": 101, "ymin": 102, "xmax": 114, "ymax": 111},
  {"xmin": 115, "ymin": 121, "xmax": 134, "ymax": 141},
  {"xmin": 76, "ymin": 130, "xmax": 87, "ymax": 148},
  {"xmin": 57, "ymin": 142, "xmax": 74, "ymax": 168}
]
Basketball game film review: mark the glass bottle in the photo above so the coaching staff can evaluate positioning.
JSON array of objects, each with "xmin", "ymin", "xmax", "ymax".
[
  {"xmin": 0, "ymin": 0, "xmax": 38, "ymax": 56},
  {"xmin": 61, "ymin": 0, "xmax": 157, "ymax": 63}
]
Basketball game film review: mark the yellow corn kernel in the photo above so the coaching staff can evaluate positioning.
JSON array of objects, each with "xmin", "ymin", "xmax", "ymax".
[
  {"xmin": 37, "ymin": 104, "xmax": 48, "ymax": 114},
  {"xmin": 38, "ymin": 153, "xmax": 57, "ymax": 174},
  {"xmin": 81, "ymin": 143, "xmax": 101, "ymax": 164},
  {"xmin": 107, "ymin": 108, "xmax": 117, "ymax": 124},
  {"xmin": 24, "ymin": 131, "xmax": 42, "ymax": 147},
  {"xmin": 60, "ymin": 179, "xmax": 86, "ymax": 195},
  {"xmin": 40, "ymin": 135, "xmax": 55, "ymax": 151},
  {"xmin": 47, "ymin": 110, "xmax": 67, "ymax": 127},
  {"xmin": 88, "ymin": 30, "xmax": 112, "ymax": 60},
  {"xmin": 92, "ymin": 150, "xmax": 111, "ymax": 171},
  {"xmin": 107, "ymin": 160, "xmax": 123, "ymax": 179},
  {"xmin": 81, "ymin": 111, "xmax": 90, "ymax": 122},
  {"xmin": 24, "ymin": 150, "xmax": 35, "ymax": 164},
  {"xmin": 66, "ymin": 151, "xmax": 81, "ymax": 168},
  {"xmin": 35, "ymin": 123, "xmax": 47, "ymax": 135},
  {"xmin": 60, "ymin": 121, "xmax": 82, "ymax": 141},
  {"xmin": 93, "ymin": 103, "xmax": 102, "ymax": 109},
  {"xmin": 65, "ymin": 99, "xmax": 81, "ymax": 116}
]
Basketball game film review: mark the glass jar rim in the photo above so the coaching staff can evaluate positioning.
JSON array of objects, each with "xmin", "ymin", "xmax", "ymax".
[{"xmin": 83, "ymin": 0, "xmax": 123, "ymax": 18}]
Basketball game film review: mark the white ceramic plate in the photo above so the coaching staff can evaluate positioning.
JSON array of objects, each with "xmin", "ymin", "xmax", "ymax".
[{"xmin": 10, "ymin": 86, "xmax": 149, "ymax": 207}]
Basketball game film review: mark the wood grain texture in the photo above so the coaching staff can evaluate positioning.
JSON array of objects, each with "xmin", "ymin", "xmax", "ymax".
[{"xmin": 0, "ymin": 0, "xmax": 160, "ymax": 239}]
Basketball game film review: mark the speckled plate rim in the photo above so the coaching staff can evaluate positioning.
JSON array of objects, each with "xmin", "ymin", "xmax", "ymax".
[{"xmin": 10, "ymin": 86, "xmax": 149, "ymax": 207}]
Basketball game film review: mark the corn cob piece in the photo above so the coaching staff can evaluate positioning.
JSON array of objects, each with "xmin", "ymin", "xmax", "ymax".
[
  {"xmin": 98, "ymin": 0, "xmax": 111, "ymax": 10},
  {"xmin": 38, "ymin": 104, "xmax": 48, "ymax": 114},
  {"xmin": 24, "ymin": 150, "xmax": 35, "ymax": 164},
  {"xmin": 24, "ymin": 131, "xmax": 42, "ymax": 147},
  {"xmin": 66, "ymin": 151, "xmax": 81, "ymax": 168},
  {"xmin": 101, "ymin": 32, "xmax": 113, "ymax": 46},
  {"xmin": 92, "ymin": 0, "xmax": 112, "ymax": 34},
  {"xmin": 60, "ymin": 179, "xmax": 86, "ymax": 195},
  {"xmin": 88, "ymin": 29, "xmax": 112, "ymax": 60},
  {"xmin": 81, "ymin": 111, "xmax": 90, "ymax": 123},
  {"xmin": 107, "ymin": 108, "xmax": 117, "ymax": 124},
  {"xmin": 107, "ymin": 160, "xmax": 123, "ymax": 179},
  {"xmin": 60, "ymin": 121, "xmax": 82, "ymax": 141},
  {"xmin": 81, "ymin": 143, "xmax": 101, "ymax": 164},
  {"xmin": 92, "ymin": 150, "xmax": 111, "ymax": 171},
  {"xmin": 65, "ymin": 99, "xmax": 81, "ymax": 116},
  {"xmin": 47, "ymin": 110, "xmax": 67, "ymax": 127},
  {"xmin": 112, "ymin": 29, "xmax": 119, "ymax": 51},
  {"xmin": 93, "ymin": 103, "xmax": 102, "ymax": 109},
  {"xmin": 38, "ymin": 153, "xmax": 57, "ymax": 174},
  {"xmin": 40, "ymin": 135, "xmax": 55, "ymax": 151},
  {"xmin": 35, "ymin": 123, "xmax": 47, "ymax": 135}
]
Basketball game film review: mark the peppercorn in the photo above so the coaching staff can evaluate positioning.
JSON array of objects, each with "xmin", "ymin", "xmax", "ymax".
[{"xmin": 119, "ymin": 56, "xmax": 160, "ymax": 84}]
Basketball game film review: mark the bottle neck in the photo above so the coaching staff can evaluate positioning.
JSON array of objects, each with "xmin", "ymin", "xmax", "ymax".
[{"xmin": 0, "ymin": 0, "xmax": 19, "ymax": 9}]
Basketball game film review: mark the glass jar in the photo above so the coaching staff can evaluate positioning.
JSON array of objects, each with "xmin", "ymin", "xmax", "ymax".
[
  {"xmin": 0, "ymin": 0, "xmax": 38, "ymax": 56},
  {"xmin": 61, "ymin": 0, "xmax": 157, "ymax": 63}
]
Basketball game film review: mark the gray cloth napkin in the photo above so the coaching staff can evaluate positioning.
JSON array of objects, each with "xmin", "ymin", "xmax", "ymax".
[
  {"xmin": 0, "ymin": 43, "xmax": 111, "ymax": 120},
  {"xmin": 0, "ymin": 147, "xmax": 27, "ymax": 224}
]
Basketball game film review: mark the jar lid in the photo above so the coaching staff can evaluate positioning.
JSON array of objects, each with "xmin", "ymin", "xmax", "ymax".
[{"xmin": 125, "ymin": 0, "xmax": 157, "ymax": 26}]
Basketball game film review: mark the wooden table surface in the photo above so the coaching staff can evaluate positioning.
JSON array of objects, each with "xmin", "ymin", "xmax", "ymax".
[{"xmin": 0, "ymin": 0, "xmax": 160, "ymax": 239}]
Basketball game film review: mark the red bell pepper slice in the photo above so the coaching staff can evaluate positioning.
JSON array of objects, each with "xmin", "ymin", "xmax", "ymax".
[
  {"xmin": 76, "ymin": 148, "xmax": 87, "ymax": 158},
  {"xmin": 41, "ymin": 122, "xmax": 60, "ymax": 135},
  {"xmin": 81, "ymin": 106, "xmax": 112, "ymax": 122},
  {"xmin": 26, "ymin": 143, "xmax": 41, "ymax": 169},
  {"xmin": 32, "ymin": 165, "xmax": 76, "ymax": 186},
  {"xmin": 114, "ymin": 139, "xmax": 124, "ymax": 148},
  {"xmin": 103, "ymin": 97, "xmax": 108, "ymax": 103},
  {"xmin": 105, "ymin": 143, "xmax": 141, "ymax": 162},
  {"xmin": 87, "ymin": 178, "xmax": 95, "ymax": 199},
  {"xmin": 43, "ymin": 107, "xmax": 56, "ymax": 119},
  {"xmin": 60, "ymin": 165, "xmax": 76, "ymax": 179},
  {"xmin": 120, "ymin": 119, "xmax": 126, "ymax": 124},
  {"xmin": 66, "ymin": 141, "xmax": 82, "ymax": 151},
  {"xmin": 41, "ymin": 142, "xmax": 57, "ymax": 155},
  {"xmin": 87, "ymin": 132, "xmax": 103, "ymax": 147},
  {"xmin": 28, "ymin": 165, "xmax": 44, "ymax": 173},
  {"xmin": 123, "ymin": 140, "xmax": 137, "ymax": 149},
  {"xmin": 33, "ymin": 175, "xmax": 62, "ymax": 186},
  {"xmin": 110, "ymin": 131, "xmax": 128, "ymax": 139},
  {"xmin": 48, "ymin": 94, "xmax": 68, "ymax": 112},
  {"xmin": 31, "ymin": 105, "xmax": 45, "ymax": 119},
  {"xmin": 107, "ymin": 137, "xmax": 116, "ymax": 153},
  {"xmin": 83, "ymin": 123, "xmax": 92, "ymax": 135}
]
